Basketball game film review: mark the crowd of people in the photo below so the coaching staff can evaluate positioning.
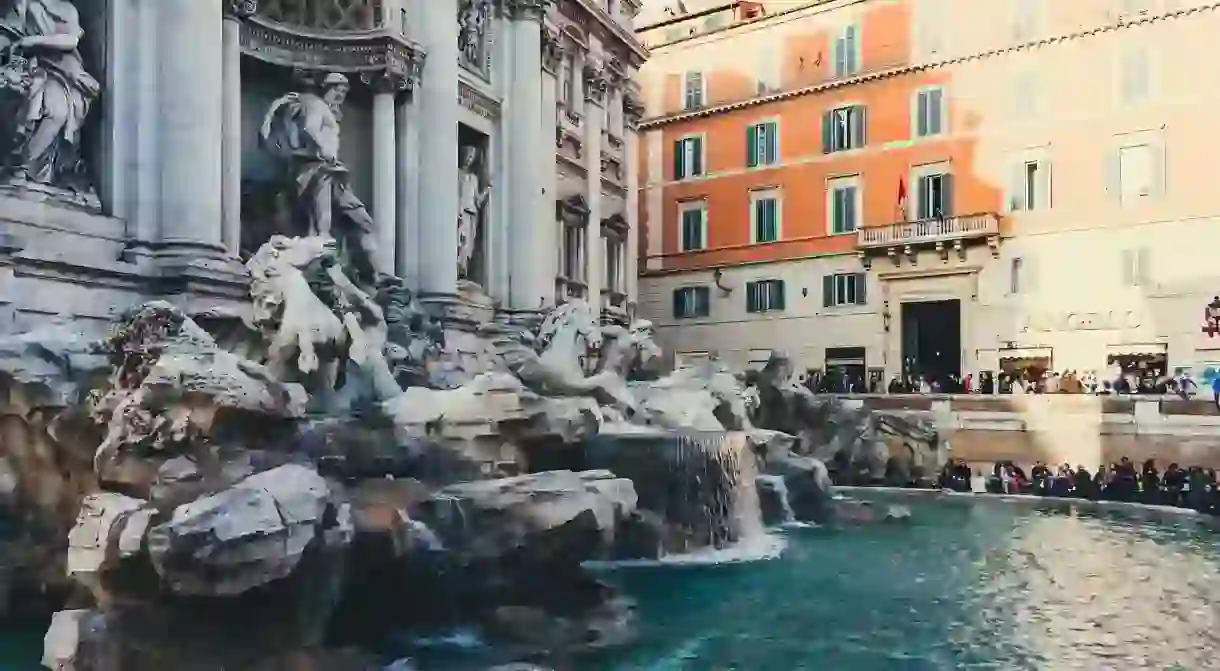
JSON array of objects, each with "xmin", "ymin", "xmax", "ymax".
[
  {"xmin": 882, "ymin": 368, "xmax": 1205, "ymax": 398},
  {"xmin": 936, "ymin": 457, "xmax": 1220, "ymax": 513}
]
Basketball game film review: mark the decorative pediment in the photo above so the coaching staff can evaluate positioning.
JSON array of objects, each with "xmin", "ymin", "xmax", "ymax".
[
  {"xmin": 557, "ymin": 195, "xmax": 590, "ymax": 223},
  {"xmin": 601, "ymin": 213, "xmax": 628, "ymax": 235},
  {"xmin": 241, "ymin": 2, "xmax": 425, "ymax": 91}
]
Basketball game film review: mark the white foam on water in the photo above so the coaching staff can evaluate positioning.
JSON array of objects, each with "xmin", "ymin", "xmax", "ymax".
[
  {"xmin": 638, "ymin": 634, "xmax": 709, "ymax": 670},
  {"xmin": 404, "ymin": 627, "xmax": 486, "ymax": 650},
  {"xmin": 584, "ymin": 531, "xmax": 787, "ymax": 569}
]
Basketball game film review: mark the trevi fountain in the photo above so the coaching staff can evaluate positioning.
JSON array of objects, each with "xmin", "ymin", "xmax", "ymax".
[{"xmin": 2, "ymin": 1, "xmax": 1220, "ymax": 670}]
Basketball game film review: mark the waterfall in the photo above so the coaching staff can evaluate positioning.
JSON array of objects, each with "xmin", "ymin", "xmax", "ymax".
[
  {"xmin": 755, "ymin": 474, "xmax": 796, "ymax": 526},
  {"xmin": 587, "ymin": 431, "xmax": 766, "ymax": 553}
]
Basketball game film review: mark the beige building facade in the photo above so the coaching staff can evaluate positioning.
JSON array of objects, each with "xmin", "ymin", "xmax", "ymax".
[{"xmin": 635, "ymin": 0, "xmax": 1220, "ymax": 382}]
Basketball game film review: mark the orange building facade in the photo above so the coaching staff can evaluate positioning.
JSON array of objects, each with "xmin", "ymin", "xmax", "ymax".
[{"xmin": 635, "ymin": 0, "xmax": 1220, "ymax": 387}]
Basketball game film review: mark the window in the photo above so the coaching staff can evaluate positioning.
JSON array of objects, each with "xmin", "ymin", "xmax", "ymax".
[
  {"xmin": 1120, "ymin": 247, "xmax": 1151, "ymax": 287},
  {"xmin": 1009, "ymin": 257, "xmax": 1024, "ymax": 294},
  {"xmin": 683, "ymin": 71, "xmax": 704, "ymax": 110},
  {"xmin": 750, "ymin": 189, "xmax": 780, "ymax": 243},
  {"xmin": 746, "ymin": 279, "xmax": 785, "ymax": 313},
  {"xmin": 673, "ymin": 135, "xmax": 704, "ymax": 179},
  {"xmin": 604, "ymin": 234, "xmax": 625, "ymax": 294},
  {"xmin": 673, "ymin": 286, "xmax": 711, "ymax": 318},
  {"xmin": 562, "ymin": 222, "xmax": 586, "ymax": 282},
  {"xmin": 664, "ymin": 27, "xmax": 682, "ymax": 42},
  {"xmin": 915, "ymin": 172, "xmax": 953, "ymax": 219},
  {"xmin": 1012, "ymin": 71, "xmax": 1040, "ymax": 118},
  {"xmin": 1119, "ymin": 45, "xmax": 1151, "ymax": 105},
  {"xmin": 822, "ymin": 273, "xmax": 867, "ymax": 307},
  {"xmin": 1115, "ymin": 144, "xmax": 1159, "ymax": 203},
  {"xmin": 1009, "ymin": 158, "xmax": 1052, "ymax": 211},
  {"xmin": 914, "ymin": 87, "xmax": 945, "ymax": 138},
  {"xmin": 822, "ymin": 105, "xmax": 866, "ymax": 153},
  {"xmin": 833, "ymin": 24, "xmax": 860, "ymax": 77},
  {"xmin": 756, "ymin": 43, "xmax": 781, "ymax": 94},
  {"xmin": 746, "ymin": 121, "xmax": 778, "ymax": 167},
  {"xmin": 913, "ymin": 0, "xmax": 945, "ymax": 57},
  {"xmin": 679, "ymin": 201, "xmax": 707, "ymax": 251},
  {"xmin": 828, "ymin": 177, "xmax": 859, "ymax": 234},
  {"xmin": 1013, "ymin": 0, "xmax": 1041, "ymax": 41},
  {"xmin": 560, "ymin": 56, "xmax": 572, "ymax": 104}
]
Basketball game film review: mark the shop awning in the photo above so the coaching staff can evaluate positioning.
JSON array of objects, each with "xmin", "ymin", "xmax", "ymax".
[
  {"xmin": 1106, "ymin": 343, "xmax": 1168, "ymax": 357},
  {"xmin": 998, "ymin": 347, "xmax": 1052, "ymax": 360}
]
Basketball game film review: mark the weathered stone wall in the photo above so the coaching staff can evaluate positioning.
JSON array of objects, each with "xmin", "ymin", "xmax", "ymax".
[{"xmin": 826, "ymin": 394, "xmax": 1220, "ymax": 471}]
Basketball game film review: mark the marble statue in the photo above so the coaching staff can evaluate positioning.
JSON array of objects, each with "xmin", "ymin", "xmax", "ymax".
[
  {"xmin": 457, "ymin": 0, "xmax": 492, "ymax": 71},
  {"xmin": 0, "ymin": 0, "xmax": 100, "ymax": 194},
  {"xmin": 457, "ymin": 144, "xmax": 490, "ymax": 281},
  {"xmin": 260, "ymin": 73, "xmax": 382, "ymax": 286}
]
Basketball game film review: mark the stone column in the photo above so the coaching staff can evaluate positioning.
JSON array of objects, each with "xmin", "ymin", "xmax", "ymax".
[
  {"xmin": 583, "ymin": 61, "xmax": 606, "ymax": 311},
  {"xmin": 506, "ymin": 0, "xmax": 552, "ymax": 311},
  {"xmin": 396, "ymin": 93, "xmax": 420, "ymax": 285},
  {"xmin": 220, "ymin": 2, "xmax": 252, "ymax": 256},
  {"xmin": 416, "ymin": 0, "xmax": 460, "ymax": 297},
  {"xmin": 155, "ymin": 0, "xmax": 234, "ymax": 276},
  {"xmin": 367, "ymin": 73, "xmax": 403, "ymax": 275},
  {"xmin": 539, "ymin": 26, "xmax": 561, "ymax": 307},
  {"xmin": 625, "ymin": 122, "xmax": 641, "ymax": 306}
]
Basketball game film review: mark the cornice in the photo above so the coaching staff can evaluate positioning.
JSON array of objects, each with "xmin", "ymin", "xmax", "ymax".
[
  {"xmin": 639, "ymin": 3, "xmax": 1220, "ymax": 129},
  {"xmin": 559, "ymin": 0, "xmax": 648, "ymax": 64}
]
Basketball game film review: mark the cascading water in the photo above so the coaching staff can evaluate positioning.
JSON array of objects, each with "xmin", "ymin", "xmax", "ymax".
[{"xmin": 586, "ymin": 431, "xmax": 767, "ymax": 553}]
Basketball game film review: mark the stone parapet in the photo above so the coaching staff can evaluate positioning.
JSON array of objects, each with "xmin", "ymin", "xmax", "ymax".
[{"xmin": 818, "ymin": 394, "xmax": 1220, "ymax": 470}]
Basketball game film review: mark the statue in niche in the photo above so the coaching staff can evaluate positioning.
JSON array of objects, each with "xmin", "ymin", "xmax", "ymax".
[
  {"xmin": 259, "ymin": 72, "xmax": 382, "ymax": 287},
  {"xmin": 0, "ymin": 0, "xmax": 100, "ymax": 198},
  {"xmin": 456, "ymin": 144, "xmax": 490, "ymax": 283},
  {"xmin": 457, "ymin": 0, "xmax": 492, "ymax": 72}
]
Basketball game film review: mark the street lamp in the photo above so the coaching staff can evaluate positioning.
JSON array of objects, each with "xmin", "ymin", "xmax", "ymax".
[{"xmin": 1203, "ymin": 296, "xmax": 1220, "ymax": 337}]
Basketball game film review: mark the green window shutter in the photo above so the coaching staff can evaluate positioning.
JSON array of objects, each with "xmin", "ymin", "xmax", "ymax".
[
  {"xmin": 851, "ymin": 106, "xmax": 867, "ymax": 148},
  {"xmin": 672, "ymin": 289, "xmax": 684, "ymax": 317},
  {"xmin": 856, "ymin": 273, "xmax": 867, "ymax": 305},
  {"xmin": 773, "ymin": 281, "xmax": 786, "ymax": 310},
  {"xmin": 916, "ymin": 92, "xmax": 929, "ymax": 137},
  {"xmin": 673, "ymin": 140, "xmax": 684, "ymax": 179},
  {"xmin": 929, "ymin": 88, "xmax": 943, "ymax": 134},
  {"xmin": 940, "ymin": 173, "xmax": 954, "ymax": 216},
  {"xmin": 822, "ymin": 275, "xmax": 834, "ymax": 306},
  {"xmin": 821, "ymin": 111, "xmax": 833, "ymax": 153},
  {"xmin": 765, "ymin": 121, "xmax": 778, "ymax": 163},
  {"xmin": 843, "ymin": 187, "xmax": 856, "ymax": 231},
  {"xmin": 696, "ymin": 287, "xmax": 710, "ymax": 316},
  {"xmin": 746, "ymin": 125, "xmax": 758, "ymax": 168},
  {"xmin": 691, "ymin": 136, "xmax": 703, "ymax": 175},
  {"xmin": 745, "ymin": 281, "xmax": 757, "ymax": 313}
]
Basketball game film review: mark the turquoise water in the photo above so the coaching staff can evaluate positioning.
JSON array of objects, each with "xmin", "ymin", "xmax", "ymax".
[
  {"xmin": 0, "ymin": 625, "xmax": 42, "ymax": 670},
  {"xmin": 6, "ymin": 496, "xmax": 1220, "ymax": 670}
]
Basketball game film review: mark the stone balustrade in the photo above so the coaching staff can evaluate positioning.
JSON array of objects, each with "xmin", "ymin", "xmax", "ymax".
[{"xmin": 820, "ymin": 394, "xmax": 1220, "ymax": 470}]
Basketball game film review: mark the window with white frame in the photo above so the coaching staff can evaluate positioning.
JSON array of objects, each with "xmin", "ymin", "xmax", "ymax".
[
  {"xmin": 750, "ymin": 188, "xmax": 781, "ymax": 243},
  {"xmin": 823, "ymin": 105, "xmax": 866, "ymax": 153},
  {"xmin": 1115, "ymin": 143, "xmax": 1158, "ymax": 203},
  {"xmin": 1012, "ymin": 71, "xmax": 1041, "ymax": 118},
  {"xmin": 832, "ymin": 24, "xmax": 860, "ymax": 77},
  {"xmin": 1119, "ymin": 44, "xmax": 1152, "ymax": 105},
  {"xmin": 672, "ymin": 286, "xmax": 711, "ymax": 318},
  {"xmin": 913, "ymin": 0, "xmax": 946, "ymax": 58},
  {"xmin": 673, "ymin": 135, "xmax": 704, "ymax": 180},
  {"xmin": 822, "ymin": 273, "xmax": 866, "ymax": 306},
  {"xmin": 683, "ymin": 71, "xmax": 705, "ymax": 110},
  {"xmin": 679, "ymin": 200, "xmax": 707, "ymax": 251},
  {"xmin": 562, "ymin": 221, "xmax": 586, "ymax": 283},
  {"xmin": 756, "ymin": 42, "xmax": 781, "ymax": 93},
  {"xmin": 914, "ymin": 87, "xmax": 946, "ymax": 138},
  {"xmin": 560, "ymin": 55, "xmax": 572, "ymax": 105},
  {"xmin": 746, "ymin": 120, "xmax": 778, "ymax": 167},
  {"xmin": 1120, "ymin": 247, "xmax": 1151, "ymax": 287},
  {"xmin": 1012, "ymin": 0, "xmax": 1042, "ymax": 41},
  {"xmin": 828, "ymin": 177, "xmax": 860, "ymax": 234},
  {"xmin": 745, "ymin": 279, "xmax": 785, "ymax": 313},
  {"xmin": 1009, "ymin": 157, "xmax": 1052, "ymax": 211},
  {"xmin": 915, "ymin": 171, "xmax": 952, "ymax": 219},
  {"xmin": 1009, "ymin": 257, "xmax": 1025, "ymax": 294}
]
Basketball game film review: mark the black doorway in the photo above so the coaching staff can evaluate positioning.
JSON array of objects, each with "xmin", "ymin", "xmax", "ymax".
[{"xmin": 901, "ymin": 300, "xmax": 961, "ymax": 382}]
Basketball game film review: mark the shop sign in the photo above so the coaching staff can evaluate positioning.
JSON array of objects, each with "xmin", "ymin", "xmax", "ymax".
[{"xmin": 1019, "ymin": 310, "xmax": 1142, "ymax": 333}]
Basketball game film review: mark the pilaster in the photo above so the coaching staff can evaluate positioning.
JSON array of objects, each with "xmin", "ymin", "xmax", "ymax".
[
  {"xmin": 416, "ymin": 0, "xmax": 461, "ymax": 298},
  {"xmin": 363, "ymin": 71, "xmax": 410, "ymax": 274},
  {"xmin": 583, "ymin": 58, "xmax": 605, "ymax": 310},
  {"xmin": 220, "ymin": 1, "xmax": 255, "ymax": 256},
  {"xmin": 624, "ymin": 94, "xmax": 642, "ymax": 308}
]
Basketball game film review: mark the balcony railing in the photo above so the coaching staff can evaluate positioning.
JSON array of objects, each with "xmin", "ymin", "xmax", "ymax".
[{"xmin": 857, "ymin": 213, "xmax": 999, "ymax": 249}]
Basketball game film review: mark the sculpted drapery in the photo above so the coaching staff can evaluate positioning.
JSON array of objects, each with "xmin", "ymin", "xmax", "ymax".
[{"xmin": 0, "ymin": 0, "xmax": 99, "ymax": 191}]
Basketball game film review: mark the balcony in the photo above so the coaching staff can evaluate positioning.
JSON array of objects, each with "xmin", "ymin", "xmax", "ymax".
[{"xmin": 856, "ymin": 213, "xmax": 1000, "ymax": 268}]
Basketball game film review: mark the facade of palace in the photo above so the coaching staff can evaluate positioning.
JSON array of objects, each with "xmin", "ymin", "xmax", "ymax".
[
  {"xmin": 633, "ymin": 0, "xmax": 1220, "ymax": 385},
  {"xmin": 0, "ymin": 0, "xmax": 646, "ymax": 337}
]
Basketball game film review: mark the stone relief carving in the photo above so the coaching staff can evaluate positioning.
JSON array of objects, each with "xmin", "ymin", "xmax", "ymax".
[
  {"xmin": 257, "ymin": 0, "xmax": 382, "ymax": 31},
  {"xmin": 457, "ymin": 0, "xmax": 493, "ymax": 74},
  {"xmin": 541, "ymin": 24, "xmax": 562, "ymax": 73},
  {"xmin": 259, "ymin": 72, "xmax": 382, "ymax": 287},
  {"xmin": 583, "ymin": 58, "xmax": 608, "ymax": 104},
  {"xmin": 227, "ymin": 0, "xmax": 259, "ymax": 18},
  {"xmin": 505, "ymin": 0, "xmax": 552, "ymax": 21},
  {"xmin": 457, "ymin": 144, "xmax": 490, "ymax": 282},
  {"xmin": 0, "ymin": 0, "xmax": 100, "ymax": 204}
]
